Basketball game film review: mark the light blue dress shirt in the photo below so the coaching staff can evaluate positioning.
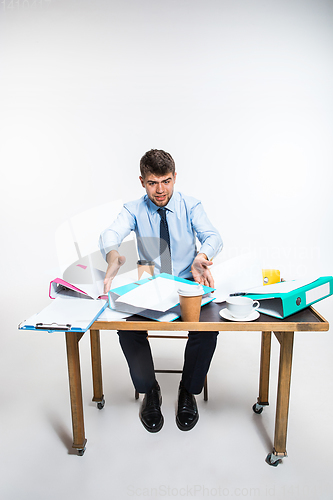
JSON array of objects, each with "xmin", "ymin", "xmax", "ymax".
[{"xmin": 99, "ymin": 191, "xmax": 223, "ymax": 279}]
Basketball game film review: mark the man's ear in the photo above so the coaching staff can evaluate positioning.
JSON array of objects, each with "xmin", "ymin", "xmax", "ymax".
[
  {"xmin": 174, "ymin": 172, "xmax": 177, "ymax": 183},
  {"xmin": 139, "ymin": 176, "xmax": 145, "ymax": 188}
]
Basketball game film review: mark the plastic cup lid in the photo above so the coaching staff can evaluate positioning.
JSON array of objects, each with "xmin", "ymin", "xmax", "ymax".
[{"xmin": 177, "ymin": 283, "xmax": 204, "ymax": 297}]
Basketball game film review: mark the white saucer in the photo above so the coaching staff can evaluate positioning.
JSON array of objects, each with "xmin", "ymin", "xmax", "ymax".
[{"xmin": 219, "ymin": 308, "xmax": 260, "ymax": 322}]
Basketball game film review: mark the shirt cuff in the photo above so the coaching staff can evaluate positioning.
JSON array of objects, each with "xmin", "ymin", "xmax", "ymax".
[{"xmin": 198, "ymin": 245, "xmax": 214, "ymax": 261}]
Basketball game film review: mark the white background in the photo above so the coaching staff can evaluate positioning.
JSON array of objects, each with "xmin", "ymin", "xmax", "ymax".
[{"xmin": 1, "ymin": 1, "xmax": 333, "ymax": 499}]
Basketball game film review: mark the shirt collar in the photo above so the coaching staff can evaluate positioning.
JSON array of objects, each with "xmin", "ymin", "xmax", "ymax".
[{"xmin": 147, "ymin": 193, "xmax": 176, "ymax": 214}]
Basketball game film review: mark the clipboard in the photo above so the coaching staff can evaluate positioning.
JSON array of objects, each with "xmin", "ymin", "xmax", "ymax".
[
  {"xmin": 242, "ymin": 276, "xmax": 333, "ymax": 318},
  {"xmin": 19, "ymin": 296, "xmax": 108, "ymax": 333}
]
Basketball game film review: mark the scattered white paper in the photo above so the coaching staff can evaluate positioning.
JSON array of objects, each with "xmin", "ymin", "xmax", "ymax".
[
  {"xmin": 108, "ymin": 271, "xmax": 154, "ymax": 293},
  {"xmin": 111, "ymin": 270, "xmax": 138, "ymax": 288},
  {"xmin": 136, "ymin": 271, "xmax": 153, "ymax": 281},
  {"xmin": 55, "ymin": 200, "xmax": 124, "ymax": 273},
  {"xmin": 212, "ymin": 253, "xmax": 263, "ymax": 302},
  {"xmin": 115, "ymin": 276, "xmax": 180, "ymax": 312}
]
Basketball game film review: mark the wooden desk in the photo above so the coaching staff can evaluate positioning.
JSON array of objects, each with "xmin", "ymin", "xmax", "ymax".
[{"xmin": 65, "ymin": 303, "xmax": 329, "ymax": 465}]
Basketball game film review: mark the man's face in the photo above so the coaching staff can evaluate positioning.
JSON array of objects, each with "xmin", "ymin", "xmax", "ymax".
[{"xmin": 140, "ymin": 172, "xmax": 177, "ymax": 207}]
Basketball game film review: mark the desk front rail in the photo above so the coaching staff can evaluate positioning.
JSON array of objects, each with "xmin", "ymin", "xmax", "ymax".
[{"xmin": 92, "ymin": 304, "xmax": 329, "ymax": 333}]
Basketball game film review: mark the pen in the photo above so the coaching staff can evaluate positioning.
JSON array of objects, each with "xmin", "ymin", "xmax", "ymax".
[{"xmin": 229, "ymin": 292, "xmax": 246, "ymax": 297}]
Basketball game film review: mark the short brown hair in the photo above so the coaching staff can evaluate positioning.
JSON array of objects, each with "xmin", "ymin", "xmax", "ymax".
[{"xmin": 140, "ymin": 149, "xmax": 175, "ymax": 179}]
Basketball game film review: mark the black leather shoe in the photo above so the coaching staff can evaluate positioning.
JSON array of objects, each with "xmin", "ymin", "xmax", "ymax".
[
  {"xmin": 139, "ymin": 382, "xmax": 164, "ymax": 433},
  {"xmin": 176, "ymin": 383, "xmax": 199, "ymax": 431}
]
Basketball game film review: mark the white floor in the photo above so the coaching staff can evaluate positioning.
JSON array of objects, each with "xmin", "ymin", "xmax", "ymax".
[{"xmin": 1, "ymin": 298, "xmax": 333, "ymax": 500}]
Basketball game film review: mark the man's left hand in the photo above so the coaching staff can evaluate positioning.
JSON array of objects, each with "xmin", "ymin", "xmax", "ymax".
[{"xmin": 191, "ymin": 253, "xmax": 214, "ymax": 288}]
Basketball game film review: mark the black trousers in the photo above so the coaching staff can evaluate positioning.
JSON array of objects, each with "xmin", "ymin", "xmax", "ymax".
[{"xmin": 118, "ymin": 330, "xmax": 219, "ymax": 395}]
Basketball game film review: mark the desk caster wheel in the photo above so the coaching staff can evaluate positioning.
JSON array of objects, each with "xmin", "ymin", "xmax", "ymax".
[
  {"xmin": 77, "ymin": 448, "xmax": 86, "ymax": 456},
  {"xmin": 252, "ymin": 403, "xmax": 264, "ymax": 414},
  {"xmin": 97, "ymin": 398, "xmax": 105, "ymax": 410},
  {"xmin": 265, "ymin": 453, "xmax": 282, "ymax": 467}
]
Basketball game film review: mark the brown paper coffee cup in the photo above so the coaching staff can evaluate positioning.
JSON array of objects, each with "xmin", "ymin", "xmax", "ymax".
[
  {"xmin": 179, "ymin": 294, "xmax": 202, "ymax": 322},
  {"xmin": 137, "ymin": 260, "xmax": 155, "ymax": 279}
]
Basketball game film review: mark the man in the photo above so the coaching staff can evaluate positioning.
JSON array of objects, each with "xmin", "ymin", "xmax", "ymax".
[{"xmin": 99, "ymin": 149, "xmax": 222, "ymax": 433}]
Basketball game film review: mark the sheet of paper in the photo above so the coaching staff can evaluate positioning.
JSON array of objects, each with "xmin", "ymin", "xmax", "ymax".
[
  {"xmin": 55, "ymin": 199, "xmax": 124, "ymax": 274},
  {"xmin": 69, "ymin": 199, "xmax": 124, "ymax": 257},
  {"xmin": 212, "ymin": 253, "xmax": 263, "ymax": 302},
  {"xmin": 115, "ymin": 276, "xmax": 180, "ymax": 312},
  {"xmin": 111, "ymin": 270, "xmax": 140, "ymax": 288}
]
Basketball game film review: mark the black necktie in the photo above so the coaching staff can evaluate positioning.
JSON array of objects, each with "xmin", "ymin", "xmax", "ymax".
[{"xmin": 158, "ymin": 208, "xmax": 172, "ymax": 274}]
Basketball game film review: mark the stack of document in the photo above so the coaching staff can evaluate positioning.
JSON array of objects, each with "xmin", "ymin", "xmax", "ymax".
[{"xmin": 109, "ymin": 273, "xmax": 215, "ymax": 322}]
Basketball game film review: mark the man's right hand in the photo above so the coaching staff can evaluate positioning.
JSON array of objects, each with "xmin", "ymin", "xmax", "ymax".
[{"xmin": 104, "ymin": 250, "xmax": 126, "ymax": 293}]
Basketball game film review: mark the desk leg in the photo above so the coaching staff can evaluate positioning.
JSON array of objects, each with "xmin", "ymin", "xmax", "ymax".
[
  {"xmin": 266, "ymin": 331, "xmax": 294, "ymax": 466},
  {"xmin": 253, "ymin": 331, "xmax": 272, "ymax": 414},
  {"xmin": 65, "ymin": 331, "xmax": 87, "ymax": 455},
  {"xmin": 90, "ymin": 329, "xmax": 105, "ymax": 409}
]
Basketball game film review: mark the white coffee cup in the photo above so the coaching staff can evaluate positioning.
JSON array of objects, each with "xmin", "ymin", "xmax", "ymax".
[{"xmin": 226, "ymin": 296, "xmax": 260, "ymax": 319}]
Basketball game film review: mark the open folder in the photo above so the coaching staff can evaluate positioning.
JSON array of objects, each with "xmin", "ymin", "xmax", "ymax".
[
  {"xmin": 49, "ymin": 277, "xmax": 106, "ymax": 300},
  {"xmin": 109, "ymin": 273, "xmax": 215, "ymax": 322},
  {"xmin": 240, "ymin": 276, "xmax": 333, "ymax": 319}
]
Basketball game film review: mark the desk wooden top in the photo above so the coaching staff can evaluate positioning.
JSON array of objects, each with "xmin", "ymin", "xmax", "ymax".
[{"xmin": 92, "ymin": 302, "xmax": 329, "ymax": 333}]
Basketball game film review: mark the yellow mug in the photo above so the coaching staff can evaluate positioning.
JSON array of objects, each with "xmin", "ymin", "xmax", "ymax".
[{"xmin": 262, "ymin": 269, "xmax": 280, "ymax": 286}]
